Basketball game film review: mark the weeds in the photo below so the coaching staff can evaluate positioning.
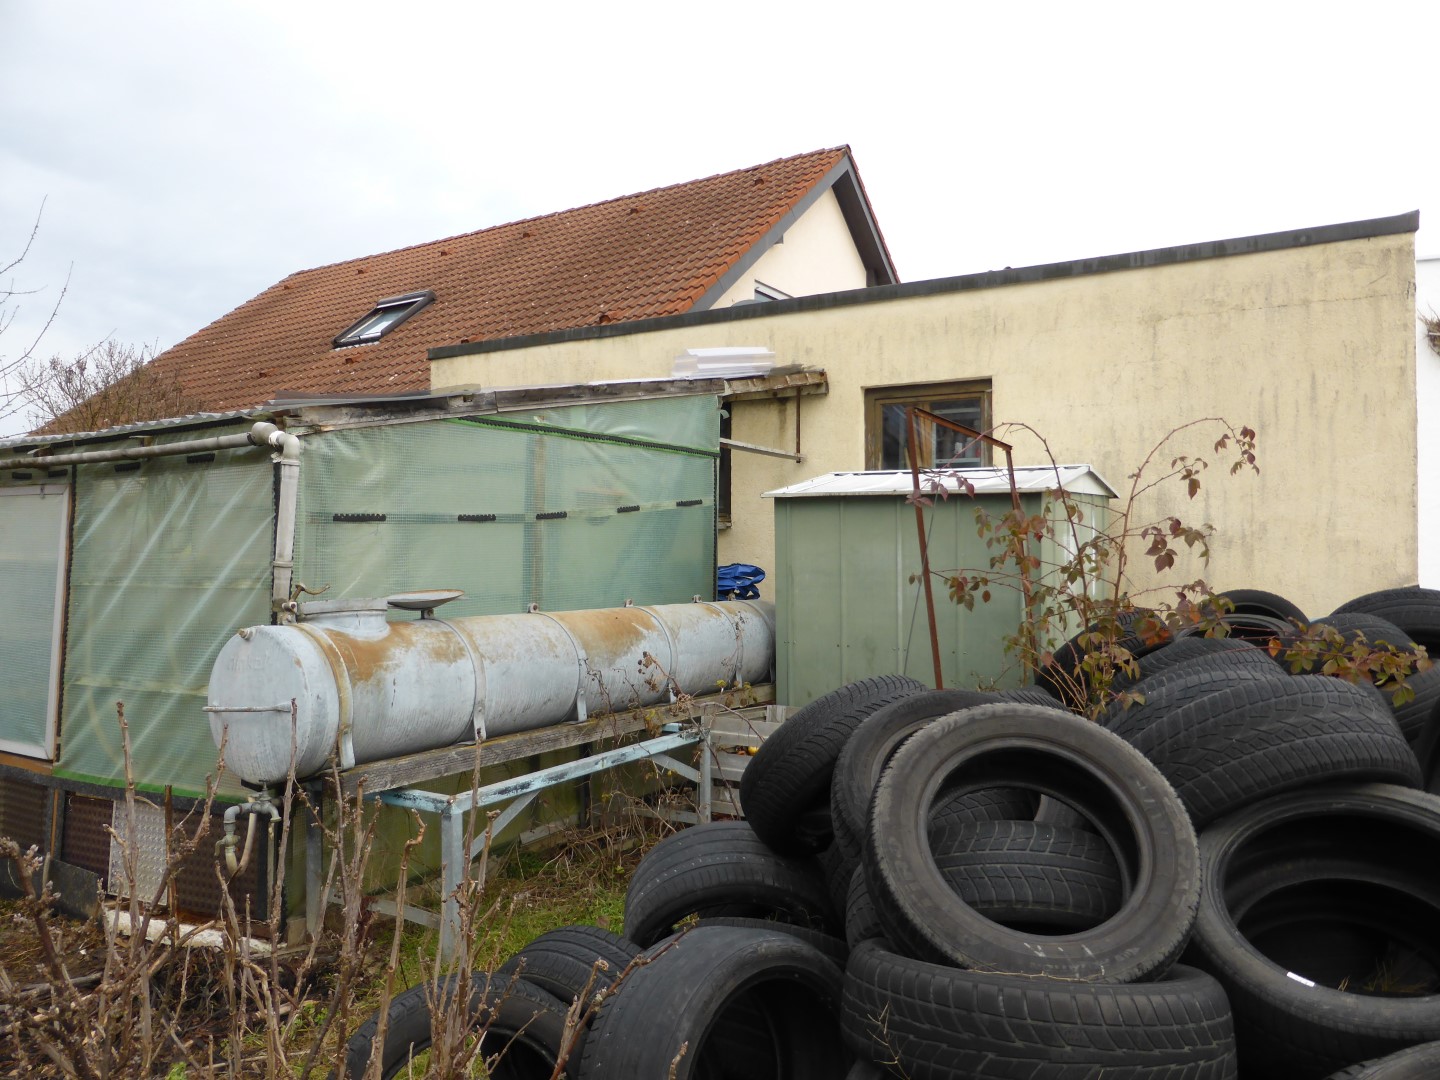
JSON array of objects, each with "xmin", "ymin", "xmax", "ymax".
[{"xmin": 0, "ymin": 690, "xmax": 692, "ymax": 1078}]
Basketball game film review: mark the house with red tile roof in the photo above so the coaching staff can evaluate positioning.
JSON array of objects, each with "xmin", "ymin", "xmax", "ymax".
[{"xmin": 147, "ymin": 146, "xmax": 895, "ymax": 411}]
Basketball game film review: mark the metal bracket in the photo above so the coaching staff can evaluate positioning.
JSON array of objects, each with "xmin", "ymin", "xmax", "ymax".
[
  {"xmin": 719, "ymin": 436, "xmax": 803, "ymax": 462},
  {"xmin": 373, "ymin": 724, "xmax": 707, "ymax": 959}
]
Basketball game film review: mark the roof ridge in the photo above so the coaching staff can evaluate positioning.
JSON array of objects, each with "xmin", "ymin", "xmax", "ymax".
[{"xmin": 285, "ymin": 146, "xmax": 850, "ymax": 279}]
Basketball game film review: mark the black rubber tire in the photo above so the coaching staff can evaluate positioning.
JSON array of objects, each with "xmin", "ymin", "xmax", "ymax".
[
  {"xmin": 843, "ymin": 939, "xmax": 1238, "ymax": 1080},
  {"xmin": 1217, "ymin": 587, "xmax": 1309, "ymax": 626},
  {"xmin": 1393, "ymin": 663, "xmax": 1440, "ymax": 743},
  {"xmin": 928, "ymin": 818, "xmax": 1123, "ymax": 931},
  {"xmin": 577, "ymin": 924, "xmax": 849, "ymax": 1079},
  {"xmin": 1311, "ymin": 613, "xmax": 1420, "ymax": 652},
  {"xmin": 1031, "ymin": 794, "xmax": 1096, "ymax": 832},
  {"xmin": 496, "ymin": 924, "xmax": 639, "ymax": 1006},
  {"xmin": 1101, "ymin": 660, "xmax": 1289, "ymax": 744},
  {"xmin": 1111, "ymin": 635, "xmax": 1268, "ymax": 694},
  {"xmin": 817, "ymin": 838, "xmax": 858, "ymax": 914},
  {"xmin": 1181, "ymin": 612, "xmax": 1293, "ymax": 649},
  {"xmin": 1036, "ymin": 609, "xmax": 1170, "ymax": 708},
  {"xmin": 694, "ymin": 915, "xmax": 849, "ymax": 967},
  {"xmin": 1187, "ymin": 783, "xmax": 1440, "ymax": 1080},
  {"xmin": 1418, "ymin": 706, "xmax": 1440, "ymax": 794},
  {"xmin": 991, "ymin": 685, "xmax": 1073, "ymax": 709},
  {"xmin": 845, "ymin": 1062, "xmax": 887, "ymax": 1080},
  {"xmin": 740, "ymin": 674, "xmax": 924, "ymax": 854},
  {"xmin": 830, "ymin": 689, "xmax": 993, "ymax": 862},
  {"xmin": 843, "ymin": 865, "xmax": 886, "ymax": 950},
  {"xmin": 337, "ymin": 973, "xmax": 569, "ymax": 1080},
  {"xmin": 1333, "ymin": 586, "xmax": 1440, "ymax": 654},
  {"xmin": 865, "ymin": 703, "xmax": 1199, "ymax": 982},
  {"xmin": 622, "ymin": 820, "xmax": 837, "ymax": 947},
  {"xmin": 1123, "ymin": 675, "xmax": 1422, "ymax": 828},
  {"xmin": 1325, "ymin": 1041, "xmax": 1440, "ymax": 1079},
  {"xmin": 929, "ymin": 786, "xmax": 1040, "ymax": 833}
]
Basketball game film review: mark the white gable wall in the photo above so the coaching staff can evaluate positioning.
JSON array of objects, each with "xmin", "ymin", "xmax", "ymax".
[{"xmin": 707, "ymin": 187, "xmax": 871, "ymax": 308}]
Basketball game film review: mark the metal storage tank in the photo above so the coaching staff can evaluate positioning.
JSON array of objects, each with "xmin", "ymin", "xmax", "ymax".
[{"xmin": 766, "ymin": 466, "xmax": 1116, "ymax": 706}]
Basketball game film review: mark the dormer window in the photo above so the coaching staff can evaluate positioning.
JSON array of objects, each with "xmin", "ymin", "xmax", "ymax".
[{"xmin": 333, "ymin": 290, "xmax": 434, "ymax": 348}]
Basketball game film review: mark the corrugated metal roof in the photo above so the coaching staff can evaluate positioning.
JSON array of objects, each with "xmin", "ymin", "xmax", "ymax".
[{"xmin": 764, "ymin": 466, "xmax": 1118, "ymax": 499}]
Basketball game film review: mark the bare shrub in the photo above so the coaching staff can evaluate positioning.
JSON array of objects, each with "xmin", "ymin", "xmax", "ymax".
[{"xmin": 18, "ymin": 339, "xmax": 204, "ymax": 436}]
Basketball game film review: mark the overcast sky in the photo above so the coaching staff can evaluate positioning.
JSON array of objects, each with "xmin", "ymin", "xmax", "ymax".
[{"xmin": 2, "ymin": 1, "xmax": 1436, "ymax": 436}]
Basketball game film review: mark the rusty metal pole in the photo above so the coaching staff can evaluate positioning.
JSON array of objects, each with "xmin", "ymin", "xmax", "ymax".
[
  {"xmin": 904, "ymin": 409, "xmax": 1042, "ymax": 682},
  {"xmin": 1002, "ymin": 444, "xmax": 1042, "ymax": 677},
  {"xmin": 906, "ymin": 407, "xmax": 946, "ymax": 689}
]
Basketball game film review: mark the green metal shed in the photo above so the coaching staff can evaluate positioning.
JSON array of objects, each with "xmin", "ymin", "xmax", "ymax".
[{"xmin": 766, "ymin": 466, "xmax": 1117, "ymax": 706}]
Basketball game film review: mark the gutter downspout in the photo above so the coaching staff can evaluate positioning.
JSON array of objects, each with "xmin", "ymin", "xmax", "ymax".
[{"xmin": 0, "ymin": 419, "xmax": 304, "ymax": 615}]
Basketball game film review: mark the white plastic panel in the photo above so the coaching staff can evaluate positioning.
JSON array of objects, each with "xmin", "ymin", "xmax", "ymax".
[{"xmin": 0, "ymin": 484, "xmax": 70, "ymax": 759}]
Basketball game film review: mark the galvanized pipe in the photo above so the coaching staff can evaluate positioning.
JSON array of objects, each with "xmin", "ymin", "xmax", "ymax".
[
  {"xmin": 4, "ymin": 419, "xmax": 304, "ymax": 621},
  {"xmin": 0, "ymin": 420, "xmax": 289, "ymax": 471},
  {"xmin": 249, "ymin": 422, "xmax": 303, "ymax": 612},
  {"xmin": 207, "ymin": 597, "xmax": 775, "ymax": 785}
]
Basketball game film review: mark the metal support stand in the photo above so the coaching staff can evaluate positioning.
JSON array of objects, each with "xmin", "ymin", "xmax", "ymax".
[
  {"xmin": 303, "ymin": 781, "xmax": 324, "ymax": 938},
  {"xmin": 308, "ymin": 724, "xmax": 712, "ymax": 961}
]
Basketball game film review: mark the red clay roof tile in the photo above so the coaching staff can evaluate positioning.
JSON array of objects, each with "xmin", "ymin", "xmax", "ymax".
[{"xmin": 149, "ymin": 148, "xmax": 854, "ymax": 411}]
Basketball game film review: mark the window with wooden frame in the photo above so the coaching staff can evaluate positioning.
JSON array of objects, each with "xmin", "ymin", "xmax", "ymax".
[{"xmin": 864, "ymin": 380, "xmax": 992, "ymax": 470}]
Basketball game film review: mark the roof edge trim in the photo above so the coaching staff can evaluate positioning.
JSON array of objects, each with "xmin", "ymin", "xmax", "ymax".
[
  {"xmin": 692, "ymin": 156, "xmax": 897, "ymax": 311},
  {"xmin": 430, "ymin": 210, "xmax": 1420, "ymax": 361}
]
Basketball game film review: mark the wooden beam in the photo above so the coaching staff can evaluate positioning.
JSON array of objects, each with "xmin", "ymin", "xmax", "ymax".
[{"xmin": 340, "ymin": 684, "xmax": 775, "ymax": 797}]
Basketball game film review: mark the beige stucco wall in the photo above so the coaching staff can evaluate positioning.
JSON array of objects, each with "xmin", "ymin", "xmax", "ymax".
[
  {"xmin": 706, "ymin": 187, "xmax": 871, "ymax": 307},
  {"xmin": 434, "ymin": 231, "xmax": 1418, "ymax": 616}
]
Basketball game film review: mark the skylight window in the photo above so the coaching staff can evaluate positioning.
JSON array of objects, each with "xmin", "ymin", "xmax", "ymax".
[{"xmin": 333, "ymin": 290, "xmax": 434, "ymax": 348}]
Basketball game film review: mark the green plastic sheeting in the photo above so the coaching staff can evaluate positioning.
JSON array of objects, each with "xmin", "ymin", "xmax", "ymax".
[
  {"xmin": 55, "ymin": 435, "xmax": 275, "ymax": 797},
  {"xmin": 292, "ymin": 400, "xmax": 718, "ymax": 620},
  {"xmin": 45, "ymin": 395, "xmax": 717, "ymax": 799},
  {"xmin": 0, "ymin": 484, "xmax": 70, "ymax": 758}
]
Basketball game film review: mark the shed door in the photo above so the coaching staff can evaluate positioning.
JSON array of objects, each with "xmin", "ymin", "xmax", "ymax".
[{"xmin": 0, "ymin": 484, "xmax": 70, "ymax": 759}]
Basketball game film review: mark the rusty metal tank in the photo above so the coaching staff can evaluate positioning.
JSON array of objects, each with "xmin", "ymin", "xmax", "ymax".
[{"xmin": 206, "ymin": 593, "xmax": 774, "ymax": 785}]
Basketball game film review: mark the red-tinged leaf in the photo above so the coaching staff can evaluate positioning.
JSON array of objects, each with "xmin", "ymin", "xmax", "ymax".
[
  {"xmin": 1187, "ymin": 477, "xmax": 1200, "ymax": 499},
  {"xmin": 981, "ymin": 589, "xmax": 991, "ymax": 603}
]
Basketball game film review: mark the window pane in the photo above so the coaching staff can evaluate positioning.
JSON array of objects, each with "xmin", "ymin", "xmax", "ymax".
[
  {"xmin": 931, "ymin": 397, "xmax": 984, "ymax": 467},
  {"xmin": 880, "ymin": 403, "xmax": 911, "ymax": 469}
]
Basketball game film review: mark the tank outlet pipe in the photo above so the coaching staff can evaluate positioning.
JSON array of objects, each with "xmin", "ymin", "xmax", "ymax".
[
  {"xmin": 207, "ymin": 597, "xmax": 776, "ymax": 786},
  {"xmin": 217, "ymin": 789, "xmax": 281, "ymax": 877}
]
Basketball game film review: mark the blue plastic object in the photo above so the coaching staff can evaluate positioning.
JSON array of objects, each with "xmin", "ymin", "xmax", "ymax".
[{"xmin": 717, "ymin": 563, "xmax": 766, "ymax": 600}]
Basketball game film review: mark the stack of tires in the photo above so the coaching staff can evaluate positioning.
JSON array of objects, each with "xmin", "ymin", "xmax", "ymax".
[{"xmin": 345, "ymin": 586, "xmax": 1440, "ymax": 1079}]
